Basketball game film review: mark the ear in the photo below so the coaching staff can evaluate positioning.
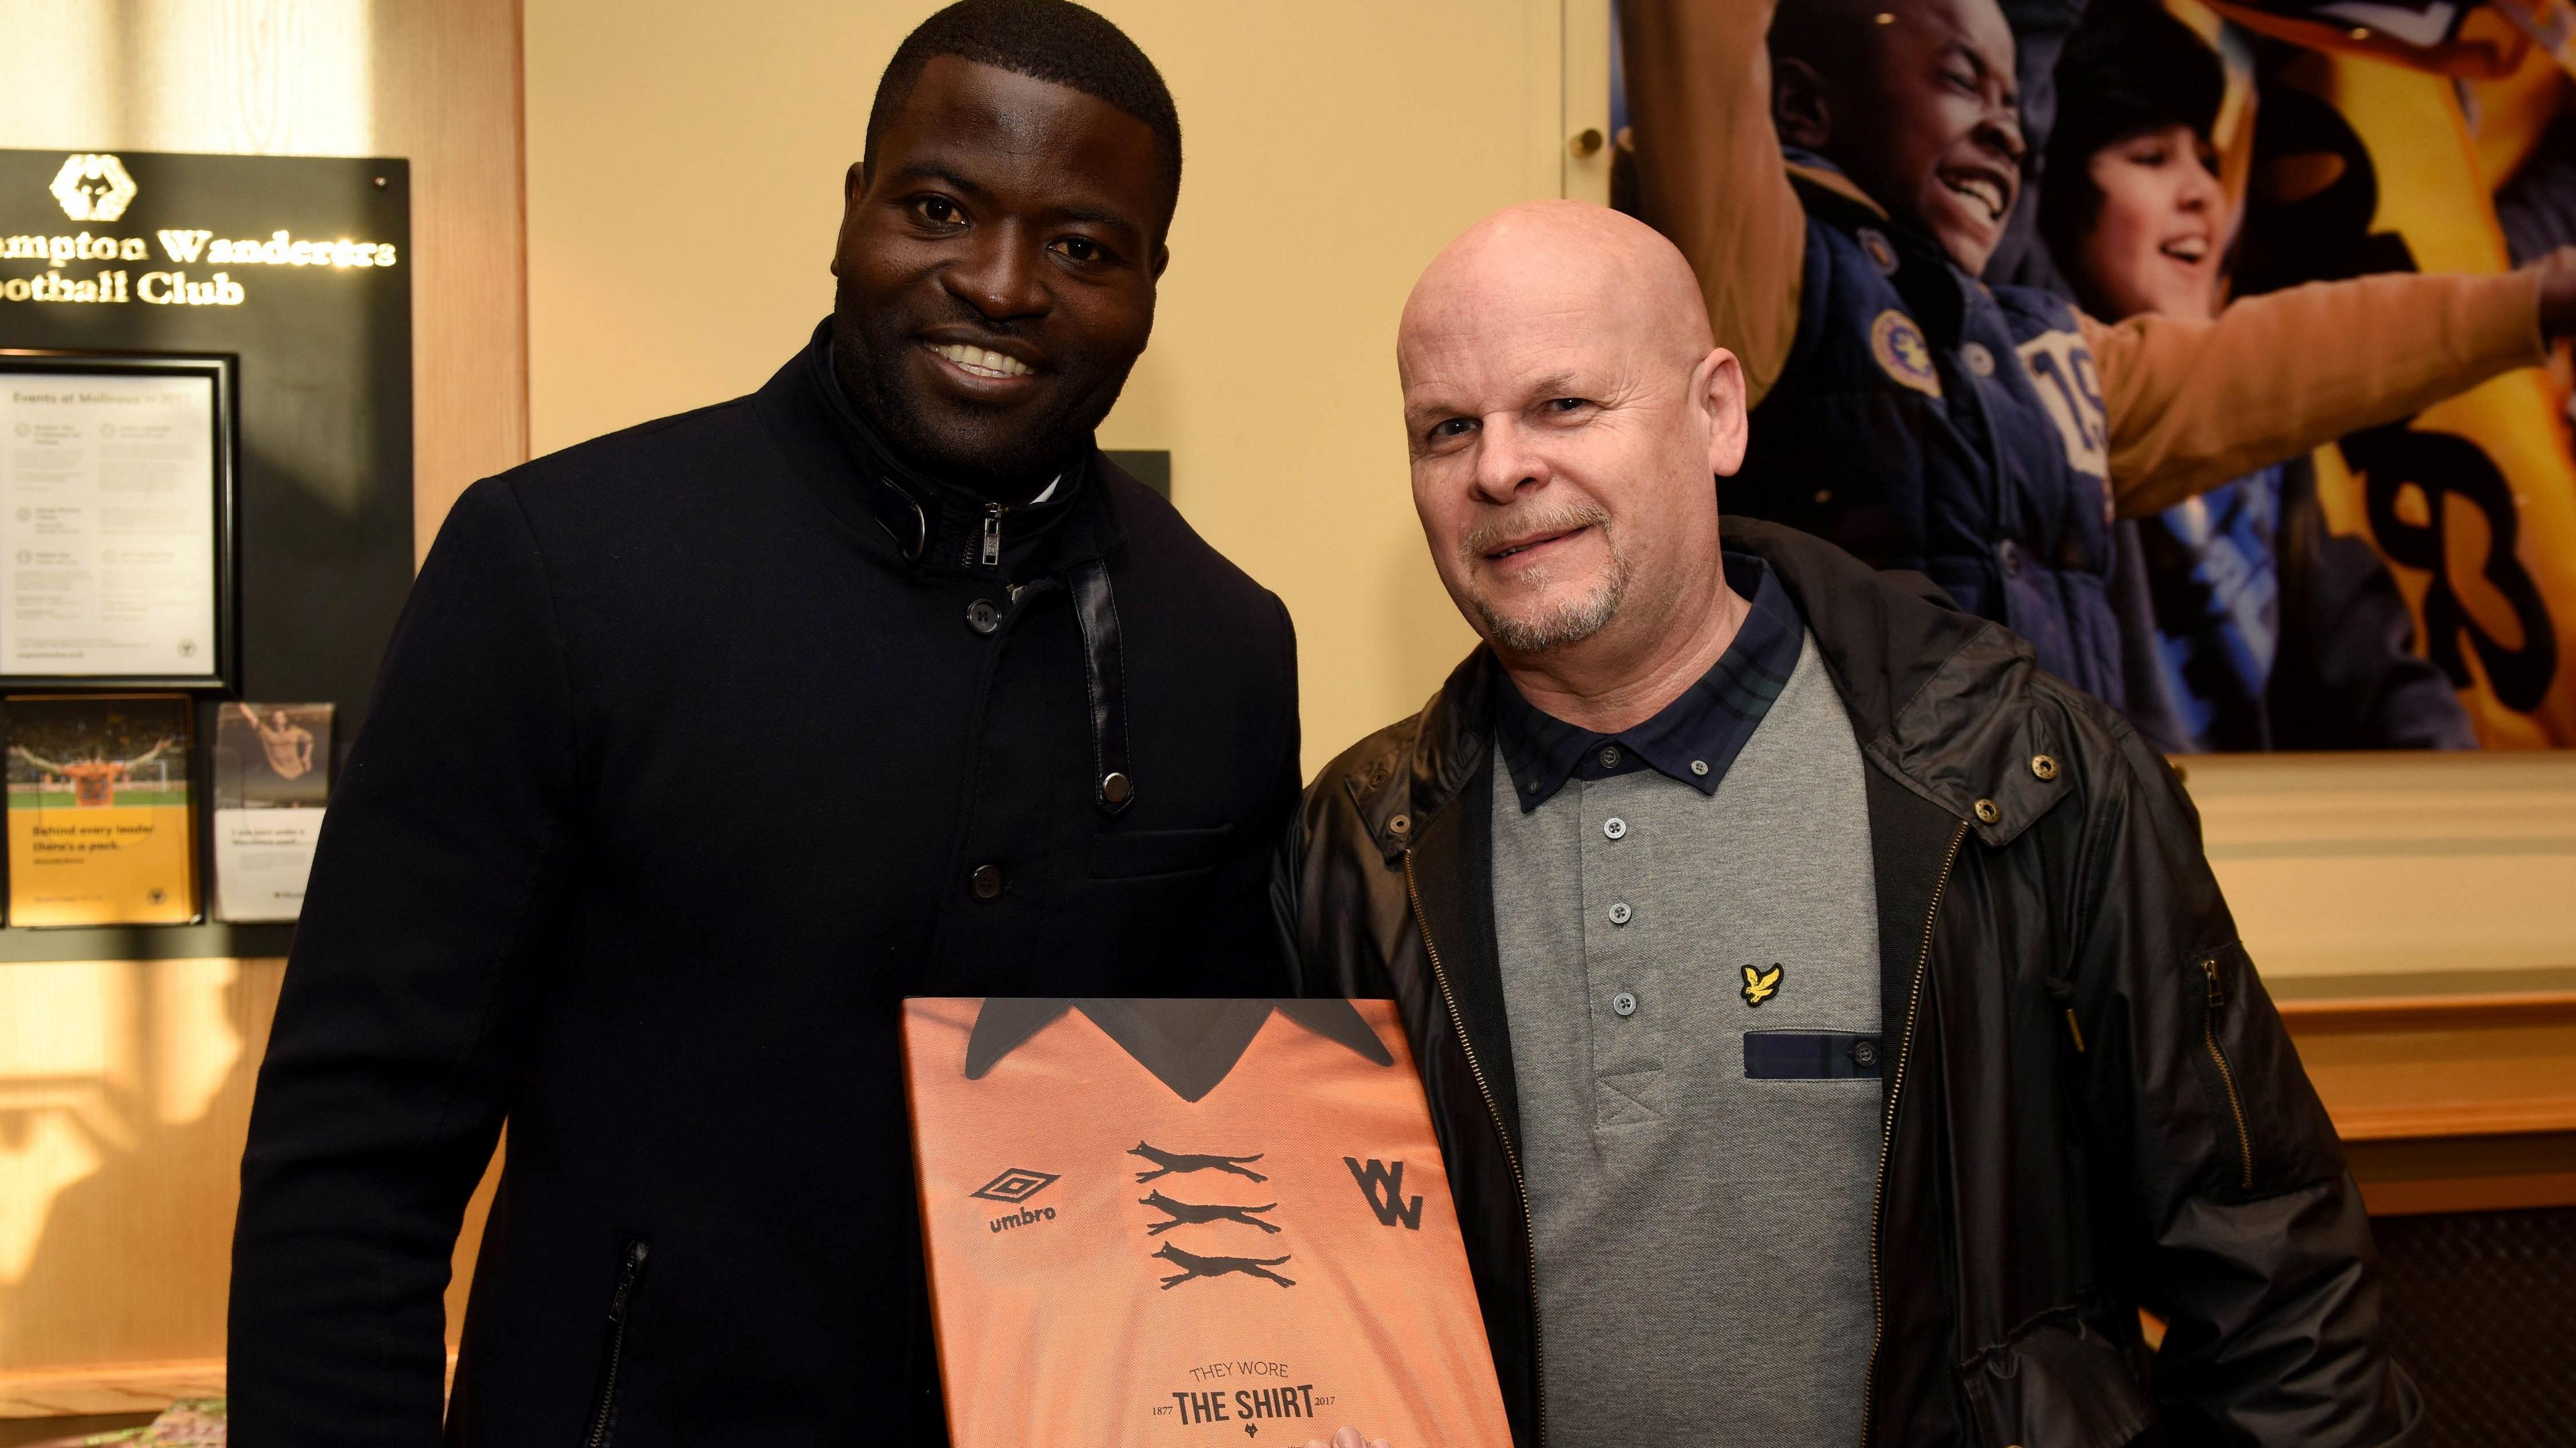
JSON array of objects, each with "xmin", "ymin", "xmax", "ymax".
[
  {"xmin": 1772, "ymin": 58, "xmax": 1835, "ymax": 152},
  {"xmin": 1150, "ymin": 243, "xmax": 1171, "ymax": 282},
  {"xmin": 1694, "ymin": 347, "xmax": 1750, "ymax": 477},
  {"xmin": 832, "ymin": 162, "xmax": 869, "ymax": 278}
]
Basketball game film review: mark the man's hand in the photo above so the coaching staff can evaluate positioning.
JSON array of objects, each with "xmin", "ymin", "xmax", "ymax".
[
  {"xmin": 2533, "ymin": 244, "xmax": 2576, "ymax": 339},
  {"xmin": 1299, "ymin": 1430, "xmax": 1391, "ymax": 1448}
]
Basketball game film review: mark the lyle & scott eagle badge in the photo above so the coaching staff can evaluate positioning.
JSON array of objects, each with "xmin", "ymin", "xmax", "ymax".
[{"xmin": 1741, "ymin": 963, "xmax": 1784, "ymax": 1007}]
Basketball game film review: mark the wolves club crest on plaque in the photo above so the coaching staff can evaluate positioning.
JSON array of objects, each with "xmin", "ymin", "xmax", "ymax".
[{"xmin": 901, "ymin": 997, "xmax": 1511, "ymax": 1445}]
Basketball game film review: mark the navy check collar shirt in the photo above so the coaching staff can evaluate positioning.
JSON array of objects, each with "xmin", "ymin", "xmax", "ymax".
[{"xmin": 1493, "ymin": 553, "xmax": 1805, "ymax": 812}]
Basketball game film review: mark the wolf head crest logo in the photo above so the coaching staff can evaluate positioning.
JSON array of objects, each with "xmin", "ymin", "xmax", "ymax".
[{"xmin": 50, "ymin": 154, "xmax": 138, "ymax": 223}]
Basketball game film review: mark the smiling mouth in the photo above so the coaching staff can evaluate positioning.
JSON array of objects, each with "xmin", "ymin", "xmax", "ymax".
[
  {"xmin": 926, "ymin": 342, "xmax": 1035, "ymax": 379},
  {"xmin": 1487, "ymin": 528, "xmax": 1579, "ymax": 561},
  {"xmin": 2160, "ymin": 235, "xmax": 2212, "ymax": 264},
  {"xmin": 1939, "ymin": 170, "xmax": 2011, "ymax": 223}
]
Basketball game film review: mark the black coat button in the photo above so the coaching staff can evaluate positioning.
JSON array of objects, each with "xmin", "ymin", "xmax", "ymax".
[
  {"xmin": 965, "ymin": 599, "xmax": 1003, "ymax": 634},
  {"xmin": 969, "ymin": 864, "xmax": 1004, "ymax": 901}
]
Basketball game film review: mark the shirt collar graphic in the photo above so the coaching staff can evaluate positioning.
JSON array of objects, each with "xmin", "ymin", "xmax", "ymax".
[
  {"xmin": 963, "ymin": 998, "xmax": 1395, "ymax": 1103},
  {"xmin": 1493, "ymin": 553, "xmax": 1804, "ymax": 811}
]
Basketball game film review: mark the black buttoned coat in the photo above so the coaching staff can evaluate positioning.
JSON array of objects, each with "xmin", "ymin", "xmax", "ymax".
[{"xmin": 228, "ymin": 329, "xmax": 1300, "ymax": 1445}]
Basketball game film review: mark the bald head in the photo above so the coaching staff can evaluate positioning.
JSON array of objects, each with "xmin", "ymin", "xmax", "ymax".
[
  {"xmin": 1398, "ymin": 201, "xmax": 1751, "ymax": 704},
  {"xmin": 1399, "ymin": 201, "xmax": 1713, "ymax": 388}
]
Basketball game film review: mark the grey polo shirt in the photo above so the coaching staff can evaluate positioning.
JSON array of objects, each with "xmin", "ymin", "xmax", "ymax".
[{"xmin": 1489, "ymin": 559, "xmax": 1884, "ymax": 1445}]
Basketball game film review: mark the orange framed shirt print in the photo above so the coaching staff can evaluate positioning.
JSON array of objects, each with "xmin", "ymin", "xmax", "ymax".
[{"xmin": 902, "ymin": 997, "xmax": 1513, "ymax": 1447}]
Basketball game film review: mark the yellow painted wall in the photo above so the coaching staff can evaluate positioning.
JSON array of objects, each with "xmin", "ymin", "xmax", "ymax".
[{"xmin": 525, "ymin": 0, "xmax": 1589, "ymax": 769}]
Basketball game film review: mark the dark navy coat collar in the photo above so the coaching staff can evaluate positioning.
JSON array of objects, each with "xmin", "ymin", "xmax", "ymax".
[{"xmin": 764, "ymin": 317, "xmax": 1119, "ymax": 582}]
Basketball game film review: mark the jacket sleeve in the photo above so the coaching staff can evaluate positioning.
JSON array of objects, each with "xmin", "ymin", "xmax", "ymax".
[
  {"xmin": 2092, "ymin": 268, "xmax": 2545, "ymax": 517},
  {"xmin": 1185, "ymin": 590, "xmax": 1302, "ymax": 997},
  {"xmin": 2066, "ymin": 715, "xmax": 2420, "ymax": 1445},
  {"xmin": 229, "ymin": 478, "xmax": 581, "ymax": 1447},
  {"xmin": 1617, "ymin": 0, "xmax": 1809, "ymax": 406}
]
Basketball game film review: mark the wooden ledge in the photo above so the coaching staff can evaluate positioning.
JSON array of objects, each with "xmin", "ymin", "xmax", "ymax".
[
  {"xmin": 0, "ymin": 1359, "xmax": 223, "ymax": 1419},
  {"xmin": 2276, "ymin": 987, "xmax": 2576, "ymax": 1034},
  {"xmin": 2273, "ymin": 972, "xmax": 2576, "ymax": 1157}
]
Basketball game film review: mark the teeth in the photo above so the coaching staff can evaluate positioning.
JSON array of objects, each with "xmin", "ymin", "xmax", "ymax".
[
  {"xmin": 932, "ymin": 343, "xmax": 1032, "ymax": 378},
  {"xmin": 1944, "ymin": 174, "xmax": 2006, "ymax": 220},
  {"xmin": 2163, "ymin": 238, "xmax": 2209, "ymax": 262}
]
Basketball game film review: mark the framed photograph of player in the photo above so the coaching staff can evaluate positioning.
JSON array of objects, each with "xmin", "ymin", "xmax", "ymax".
[
  {"xmin": 0, "ymin": 350, "xmax": 239, "ymax": 691},
  {"xmin": 3, "ymin": 692, "xmax": 201, "ymax": 926}
]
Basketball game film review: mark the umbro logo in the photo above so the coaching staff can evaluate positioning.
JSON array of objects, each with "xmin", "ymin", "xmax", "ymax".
[
  {"xmin": 970, "ymin": 1167, "xmax": 1059, "ymax": 1204},
  {"xmin": 974, "ymin": 1167, "xmax": 1061, "ymax": 1233}
]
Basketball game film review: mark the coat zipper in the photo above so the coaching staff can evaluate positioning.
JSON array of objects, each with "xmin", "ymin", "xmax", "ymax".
[
  {"xmin": 1858, "ymin": 820, "xmax": 1968, "ymax": 1446},
  {"xmin": 584, "ymin": 1238, "xmax": 649, "ymax": 1448},
  {"xmin": 2200, "ymin": 957, "xmax": 2254, "ymax": 1188},
  {"xmin": 978, "ymin": 502, "xmax": 1004, "ymax": 569},
  {"xmin": 1403, "ymin": 849, "xmax": 1544, "ymax": 1446}
]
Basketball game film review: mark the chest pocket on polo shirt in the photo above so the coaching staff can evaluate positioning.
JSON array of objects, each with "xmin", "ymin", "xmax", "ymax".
[
  {"xmin": 2017, "ymin": 329, "xmax": 2110, "ymax": 492},
  {"xmin": 1743, "ymin": 1029, "xmax": 1884, "ymax": 1079}
]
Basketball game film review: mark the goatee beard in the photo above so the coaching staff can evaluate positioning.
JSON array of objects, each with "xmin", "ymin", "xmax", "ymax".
[{"xmin": 1461, "ymin": 501, "xmax": 1631, "ymax": 653}]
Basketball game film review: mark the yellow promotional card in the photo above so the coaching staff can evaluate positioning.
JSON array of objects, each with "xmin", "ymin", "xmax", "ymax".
[{"xmin": 5, "ymin": 693, "xmax": 199, "ymax": 926}]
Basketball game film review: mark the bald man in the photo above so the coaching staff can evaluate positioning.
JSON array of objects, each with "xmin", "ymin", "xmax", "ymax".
[{"xmin": 1274, "ymin": 202, "xmax": 2410, "ymax": 1447}]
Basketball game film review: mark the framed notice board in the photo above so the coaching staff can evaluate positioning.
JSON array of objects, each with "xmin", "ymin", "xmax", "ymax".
[{"xmin": 0, "ymin": 351, "xmax": 240, "ymax": 690}]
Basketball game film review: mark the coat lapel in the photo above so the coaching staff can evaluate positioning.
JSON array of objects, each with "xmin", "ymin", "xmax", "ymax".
[{"xmin": 1401, "ymin": 742, "xmax": 1522, "ymax": 1147}]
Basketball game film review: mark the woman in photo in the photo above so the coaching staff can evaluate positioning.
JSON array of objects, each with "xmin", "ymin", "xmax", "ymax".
[{"xmin": 2039, "ymin": 0, "xmax": 2479, "ymax": 750}]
